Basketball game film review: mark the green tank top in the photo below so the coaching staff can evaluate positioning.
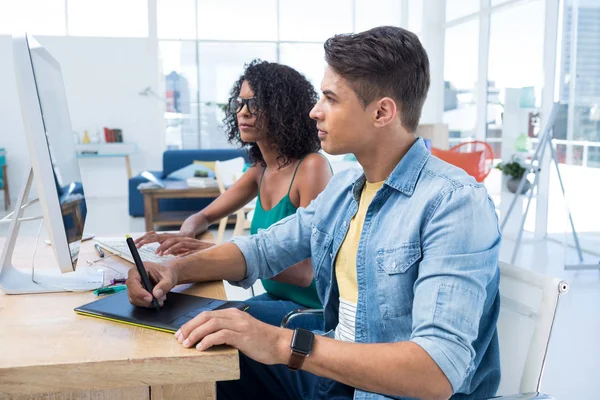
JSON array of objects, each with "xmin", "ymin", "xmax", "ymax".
[{"xmin": 250, "ymin": 155, "xmax": 322, "ymax": 309}]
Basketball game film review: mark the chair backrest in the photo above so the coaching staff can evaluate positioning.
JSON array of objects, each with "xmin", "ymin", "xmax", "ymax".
[
  {"xmin": 215, "ymin": 157, "xmax": 246, "ymax": 194},
  {"xmin": 449, "ymin": 140, "xmax": 495, "ymax": 182},
  {"xmin": 496, "ymin": 262, "xmax": 568, "ymax": 395}
]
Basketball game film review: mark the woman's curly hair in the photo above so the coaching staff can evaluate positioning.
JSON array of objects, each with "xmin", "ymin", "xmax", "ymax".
[{"xmin": 223, "ymin": 59, "xmax": 321, "ymax": 168}]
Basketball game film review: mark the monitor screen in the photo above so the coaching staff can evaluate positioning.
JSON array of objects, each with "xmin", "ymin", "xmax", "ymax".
[{"xmin": 29, "ymin": 41, "xmax": 86, "ymax": 266}]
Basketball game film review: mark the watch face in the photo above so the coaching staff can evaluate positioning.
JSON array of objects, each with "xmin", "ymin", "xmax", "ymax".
[{"xmin": 291, "ymin": 328, "xmax": 314, "ymax": 355}]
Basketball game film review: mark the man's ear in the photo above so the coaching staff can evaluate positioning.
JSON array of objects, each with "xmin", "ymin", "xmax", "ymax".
[{"xmin": 373, "ymin": 97, "xmax": 398, "ymax": 128}]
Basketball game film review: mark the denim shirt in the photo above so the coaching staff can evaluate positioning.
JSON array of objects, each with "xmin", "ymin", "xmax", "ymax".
[{"xmin": 231, "ymin": 138, "xmax": 502, "ymax": 400}]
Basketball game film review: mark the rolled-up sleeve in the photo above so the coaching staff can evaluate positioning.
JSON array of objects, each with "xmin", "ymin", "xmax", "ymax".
[
  {"xmin": 229, "ymin": 198, "xmax": 317, "ymax": 289},
  {"xmin": 410, "ymin": 185, "xmax": 501, "ymax": 392}
]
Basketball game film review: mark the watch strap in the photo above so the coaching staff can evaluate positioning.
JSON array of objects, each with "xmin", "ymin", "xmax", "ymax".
[{"xmin": 287, "ymin": 350, "xmax": 307, "ymax": 371}]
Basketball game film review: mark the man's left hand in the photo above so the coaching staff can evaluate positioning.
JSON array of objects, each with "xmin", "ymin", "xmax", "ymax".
[{"xmin": 175, "ymin": 308, "xmax": 292, "ymax": 365}]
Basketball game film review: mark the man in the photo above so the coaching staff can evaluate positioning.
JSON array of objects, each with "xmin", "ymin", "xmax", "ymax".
[{"xmin": 127, "ymin": 26, "xmax": 501, "ymax": 400}]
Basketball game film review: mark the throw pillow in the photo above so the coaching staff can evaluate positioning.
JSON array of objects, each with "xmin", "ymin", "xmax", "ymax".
[{"xmin": 193, "ymin": 160, "xmax": 216, "ymax": 172}]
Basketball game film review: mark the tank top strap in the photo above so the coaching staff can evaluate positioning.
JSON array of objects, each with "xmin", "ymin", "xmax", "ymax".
[
  {"xmin": 258, "ymin": 166, "xmax": 267, "ymax": 191},
  {"xmin": 287, "ymin": 154, "xmax": 309, "ymax": 196}
]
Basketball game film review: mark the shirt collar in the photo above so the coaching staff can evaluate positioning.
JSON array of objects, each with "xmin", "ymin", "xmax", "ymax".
[{"xmin": 352, "ymin": 137, "xmax": 430, "ymax": 199}]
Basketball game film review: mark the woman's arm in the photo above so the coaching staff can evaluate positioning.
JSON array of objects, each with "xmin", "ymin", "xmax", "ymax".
[
  {"xmin": 179, "ymin": 166, "xmax": 261, "ymax": 237},
  {"xmin": 137, "ymin": 166, "xmax": 261, "ymax": 252}
]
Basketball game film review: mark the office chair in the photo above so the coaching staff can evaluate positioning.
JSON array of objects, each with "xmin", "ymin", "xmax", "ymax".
[{"xmin": 281, "ymin": 262, "xmax": 568, "ymax": 400}]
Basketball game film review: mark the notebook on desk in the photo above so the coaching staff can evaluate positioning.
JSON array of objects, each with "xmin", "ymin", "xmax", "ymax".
[{"xmin": 75, "ymin": 290, "xmax": 248, "ymax": 334}]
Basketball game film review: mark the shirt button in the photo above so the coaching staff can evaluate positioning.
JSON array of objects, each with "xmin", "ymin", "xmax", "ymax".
[
  {"xmin": 392, "ymin": 262, "xmax": 397, "ymax": 269},
  {"xmin": 312, "ymin": 227, "xmax": 317, "ymax": 234},
  {"xmin": 343, "ymin": 221, "xmax": 347, "ymax": 227},
  {"xmin": 330, "ymin": 253, "xmax": 333, "ymax": 258}
]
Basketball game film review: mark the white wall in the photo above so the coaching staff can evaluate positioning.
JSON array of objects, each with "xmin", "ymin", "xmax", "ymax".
[
  {"xmin": 0, "ymin": 35, "xmax": 31, "ymax": 202},
  {"xmin": 0, "ymin": 35, "xmax": 163, "ymax": 200}
]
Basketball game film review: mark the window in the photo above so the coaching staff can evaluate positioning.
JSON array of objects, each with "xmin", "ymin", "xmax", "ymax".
[
  {"xmin": 155, "ymin": 0, "xmax": 425, "ymax": 150},
  {"xmin": 197, "ymin": 0, "xmax": 277, "ymax": 41},
  {"xmin": 198, "ymin": 43, "xmax": 277, "ymax": 148},
  {"xmin": 408, "ymin": 0, "xmax": 423, "ymax": 34},
  {"xmin": 67, "ymin": 0, "xmax": 148, "ymax": 37},
  {"xmin": 279, "ymin": 43, "xmax": 326, "ymax": 89},
  {"xmin": 446, "ymin": 0, "xmax": 479, "ymax": 22},
  {"xmin": 158, "ymin": 0, "xmax": 197, "ymax": 40},
  {"xmin": 488, "ymin": 0, "xmax": 545, "ymax": 153},
  {"xmin": 559, "ymin": 3, "xmax": 600, "ymax": 147},
  {"xmin": 159, "ymin": 41, "xmax": 199, "ymax": 150},
  {"xmin": 443, "ymin": 19, "xmax": 479, "ymax": 142},
  {"xmin": 355, "ymin": 0, "xmax": 403, "ymax": 32},
  {"xmin": 491, "ymin": 0, "xmax": 513, "ymax": 6},
  {"xmin": 547, "ymin": 3, "xmax": 600, "ymax": 240},
  {"xmin": 0, "ymin": 0, "xmax": 66, "ymax": 35},
  {"xmin": 279, "ymin": 0, "xmax": 353, "ymax": 42},
  {"xmin": 198, "ymin": 43, "xmax": 277, "ymax": 104}
]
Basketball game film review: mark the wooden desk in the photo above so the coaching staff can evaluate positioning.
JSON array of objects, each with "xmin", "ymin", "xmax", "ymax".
[
  {"xmin": 139, "ymin": 182, "xmax": 220, "ymax": 232},
  {"xmin": 0, "ymin": 233, "xmax": 239, "ymax": 400}
]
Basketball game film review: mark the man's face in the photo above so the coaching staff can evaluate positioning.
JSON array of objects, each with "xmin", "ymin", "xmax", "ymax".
[{"xmin": 309, "ymin": 66, "xmax": 374, "ymax": 156}]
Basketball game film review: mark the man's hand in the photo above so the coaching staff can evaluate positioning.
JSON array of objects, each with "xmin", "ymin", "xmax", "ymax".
[
  {"xmin": 175, "ymin": 308, "xmax": 293, "ymax": 365},
  {"xmin": 126, "ymin": 261, "xmax": 179, "ymax": 308}
]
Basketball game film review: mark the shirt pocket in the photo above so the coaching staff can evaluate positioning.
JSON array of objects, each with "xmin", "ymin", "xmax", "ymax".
[
  {"xmin": 310, "ymin": 225, "xmax": 333, "ymax": 277},
  {"xmin": 375, "ymin": 242, "xmax": 421, "ymax": 320}
]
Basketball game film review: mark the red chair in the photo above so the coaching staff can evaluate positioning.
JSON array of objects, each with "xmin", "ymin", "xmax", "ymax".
[{"xmin": 431, "ymin": 140, "xmax": 495, "ymax": 182}]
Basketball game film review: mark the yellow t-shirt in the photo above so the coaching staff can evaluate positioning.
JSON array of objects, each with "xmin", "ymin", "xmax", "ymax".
[{"xmin": 334, "ymin": 180, "xmax": 385, "ymax": 342}]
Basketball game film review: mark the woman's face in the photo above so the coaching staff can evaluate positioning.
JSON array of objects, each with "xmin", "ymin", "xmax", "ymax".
[{"xmin": 236, "ymin": 80, "xmax": 266, "ymax": 143}]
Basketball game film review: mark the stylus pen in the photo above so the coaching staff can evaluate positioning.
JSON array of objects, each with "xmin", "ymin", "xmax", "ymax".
[
  {"xmin": 94, "ymin": 243, "xmax": 105, "ymax": 258},
  {"xmin": 125, "ymin": 235, "xmax": 160, "ymax": 311}
]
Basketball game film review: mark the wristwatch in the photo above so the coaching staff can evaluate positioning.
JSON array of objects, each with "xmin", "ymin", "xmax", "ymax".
[{"xmin": 287, "ymin": 328, "xmax": 315, "ymax": 371}]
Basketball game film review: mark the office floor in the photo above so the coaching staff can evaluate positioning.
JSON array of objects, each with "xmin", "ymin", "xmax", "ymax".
[{"xmin": 1, "ymin": 195, "xmax": 598, "ymax": 399}]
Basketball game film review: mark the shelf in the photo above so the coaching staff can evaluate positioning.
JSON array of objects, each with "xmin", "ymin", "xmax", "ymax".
[{"xmin": 75, "ymin": 143, "xmax": 137, "ymax": 156}]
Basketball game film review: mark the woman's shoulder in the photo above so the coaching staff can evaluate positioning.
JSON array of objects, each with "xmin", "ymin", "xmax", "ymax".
[
  {"xmin": 293, "ymin": 153, "xmax": 332, "ymax": 194},
  {"xmin": 240, "ymin": 162, "xmax": 264, "ymax": 183},
  {"xmin": 298, "ymin": 152, "xmax": 331, "ymax": 175}
]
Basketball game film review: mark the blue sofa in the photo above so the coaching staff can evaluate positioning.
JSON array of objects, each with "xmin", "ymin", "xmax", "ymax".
[{"xmin": 128, "ymin": 149, "xmax": 249, "ymax": 217}]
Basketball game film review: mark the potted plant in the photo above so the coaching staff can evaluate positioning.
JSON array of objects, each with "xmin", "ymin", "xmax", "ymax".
[{"xmin": 496, "ymin": 160, "xmax": 531, "ymax": 194}]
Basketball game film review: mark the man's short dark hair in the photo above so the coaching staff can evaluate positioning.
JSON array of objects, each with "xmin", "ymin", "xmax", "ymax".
[{"xmin": 324, "ymin": 26, "xmax": 430, "ymax": 133}]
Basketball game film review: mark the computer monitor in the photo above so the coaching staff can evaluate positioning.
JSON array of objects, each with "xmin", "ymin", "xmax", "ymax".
[{"xmin": 0, "ymin": 34, "xmax": 102, "ymax": 294}]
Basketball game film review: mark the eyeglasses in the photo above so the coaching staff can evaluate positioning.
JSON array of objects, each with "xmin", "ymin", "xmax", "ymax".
[{"xmin": 229, "ymin": 97, "xmax": 258, "ymax": 115}]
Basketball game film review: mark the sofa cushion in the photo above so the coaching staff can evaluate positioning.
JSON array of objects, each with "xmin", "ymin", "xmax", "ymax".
[
  {"xmin": 162, "ymin": 149, "xmax": 248, "ymax": 177},
  {"xmin": 166, "ymin": 163, "xmax": 216, "ymax": 180}
]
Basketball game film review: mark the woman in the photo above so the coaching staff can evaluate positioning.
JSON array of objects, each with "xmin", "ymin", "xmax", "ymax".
[{"xmin": 135, "ymin": 60, "xmax": 332, "ymax": 329}]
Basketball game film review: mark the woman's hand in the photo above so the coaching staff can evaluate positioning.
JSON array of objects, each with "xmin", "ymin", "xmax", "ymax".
[
  {"xmin": 134, "ymin": 231, "xmax": 215, "ymax": 256},
  {"xmin": 156, "ymin": 237, "xmax": 216, "ymax": 256},
  {"xmin": 134, "ymin": 231, "xmax": 187, "ymax": 248}
]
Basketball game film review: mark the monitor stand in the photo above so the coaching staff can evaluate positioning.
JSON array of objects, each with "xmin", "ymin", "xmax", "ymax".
[{"xmin": 0, "ymin": 168, "xmax": 103, "ymax": 294}]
